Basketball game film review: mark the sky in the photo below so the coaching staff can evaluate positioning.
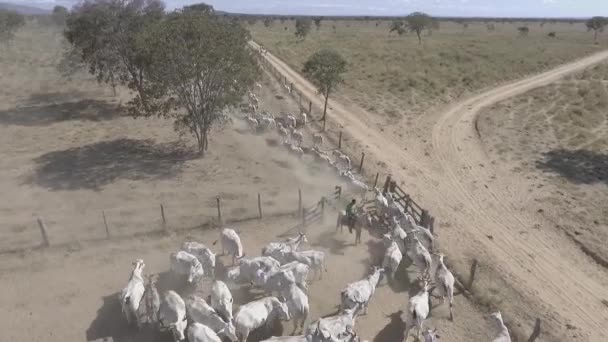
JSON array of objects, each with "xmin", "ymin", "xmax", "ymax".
[{"xmin": 7, "ymin": 0, "xmax": 608, "ymax": 18}]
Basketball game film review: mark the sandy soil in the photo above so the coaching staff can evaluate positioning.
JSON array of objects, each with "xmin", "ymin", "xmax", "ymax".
[{"xmin": 253, "ymin": 41, "xmax": 608, "ymax": 341}]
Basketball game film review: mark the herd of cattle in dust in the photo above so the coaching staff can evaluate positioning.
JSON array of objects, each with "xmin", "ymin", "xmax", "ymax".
[
  {"xmin": 119, "ymin": 193, "xmax": 511, "ymax": 342},
  {"xmin": 117, "ymin": 69, "xmax": 512, "ymax": 342}
]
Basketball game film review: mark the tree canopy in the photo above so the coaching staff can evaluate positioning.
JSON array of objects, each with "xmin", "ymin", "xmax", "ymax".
[
  {"xmin": 52, "ymin": 6, "xmax": 69, "ymax": 26},
  {"xmin": 405, "ymin": 12, "xmax": 432, "ymax": 44},
  {"xmin": 295, "ymin": 18, "xmax": 312, "ymax": 40},
  {"xmin": 183, "ymin": 2, "xmax": 214, "ymax": 14},
  {"xmin": 64, "ymin": 0, "xmax": 259, "ymax": 154},
  {"xmin": 0, "ymin": 9, "xmax": 25, "ymax": 42},
  {"xmin": 302, "ymin": 49, "xmax": 347, "ymax": 130},
  {"xmin": 586, "ymin": 16, "xmax": 607, "ymax": 43},
  {"xmin": 313, "ymin": 17, "xmax": 322, "ymax": 30}
]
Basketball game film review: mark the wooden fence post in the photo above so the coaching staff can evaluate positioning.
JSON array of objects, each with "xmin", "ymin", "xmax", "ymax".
[
  {"xmin": 320, "ymin": 198, "xmax": 325, "ymax": 218},
  {"xmin": 302, "ymin": 208, "xmax": 307, "ymax": 226},
  {"xmin": 373, "ymin": 173, "xmax": 379, "ymax": 188},
  {"xmin": 335, "ymin": 185, "xmax": 342, "ymax": 199},
  {"xmin": 338, "ymin": 131, "xmax": 342, "ymax": 149},
  {"xmin": 216, "ymin": 197, "xmax": 222, "ymax": 225},
  {"xmin": 308, "ymin": 101, "xmax": 312, "ymax": 116},
  {"xmin": 468, "ymin": 259, "xmax": 478, "ymax": 289},
  {"xmin": 160, "ymin": 204, "xmax": 167, "ymax": 229},
  {"xmin": 383, "ymin": 175, "xmax": 392, "ymax": 194},
  {"xmin": 420, "ymin": 209, "xmax": 429, "ymax": 228},
  {"xmin": 359, "ymin": 152, "xmax": 365, "ymax": 173},
  {"xmin": 290, "ymin": 82, "xmax": 294, "ymax": 94},
  {"xmin": 102, "ymin": 210, "xmax": 110, "ymax": 238},
  {"xmin": 284, "ymin": 75, "xmax": 287, "ymax": 85},
  {"xmin": 258, "ymin": 193, "xmax": 263, "ymax": 219},
  {"xmin": 527, "ymin": 318, "xmax": 542, "ymax": 342},
  {"xmin": 37, "ymin": 218, "xmax": 50, "ymax": 247},
  {"xmin": 298, "ymin": 189, "xmax": 302, "ymax": 217}
]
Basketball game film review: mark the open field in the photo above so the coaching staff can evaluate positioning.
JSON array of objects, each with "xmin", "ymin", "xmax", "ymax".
[
  {"xmin": 251, "ymin": 19, "xmax": 604, "ymax": 121},
  {"xmin": 478, "ymin": 61, "xmax": 608, "ymax": 268},
  {"xmin": 0, "ymin": 21, "xmax": 505, "ymax": 342}
]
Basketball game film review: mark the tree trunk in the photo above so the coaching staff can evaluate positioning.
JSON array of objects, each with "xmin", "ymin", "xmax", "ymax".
[
  {"xmin": 416, "ymin": 30, "xmax": 422, "ymax": 44},
  {"xmin": 322, "ymin": 90, "xmax": 330, "ymax": 131}
]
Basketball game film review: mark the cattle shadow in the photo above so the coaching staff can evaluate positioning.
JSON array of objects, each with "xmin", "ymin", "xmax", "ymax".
[
  {"xmin": 0, "ymin": 99, "xmax": 120, "ymax": 127},
  {"xmin": 25, "ymin": 139, "xmax": 195, "ymax": 191},
  {"xmin": 246, "ymin": 319, "xmax": 285, "ymax": 342},
  {"xmin": 536, "ymin": 149, "xmax": 608, "ymax": 185},
  {"xmin": 373, "ymin": 310, "xmax": 406, "ymax": 342},
  {"xmin": 363, "ymin": 239, "xmax": 412, "ymax": 293},
  {"xmin": 86, "ymin": 293, "xmax": 171, "ymax": 342}
]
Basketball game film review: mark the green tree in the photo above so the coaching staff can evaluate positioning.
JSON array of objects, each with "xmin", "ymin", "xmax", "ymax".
[
  {"xmin": 52, "ymin": 5, "xmax": 69, "ymax": 26},
  {"xmin": 263, "ymin": 18, "xmax": 273, "ymax": 28},
  {"xmin": 0, "ymin": 9, "xmax": 25, "ymax": 42},
  {"xmin": 183, "ymin": 2, "xmax": 214, "ymax": 14},
  {"xmin": 518, "ymin": 26, "xmax": 530, "ymax": 36},
  {"xmin": 405, "ymin": 12, "xmax": 432, "ymax": 44},
  {"xmin": 295, "ymin": 18, "xmax": 312, "ymax": 40},
  {"xmin": 586, "ymin": 16, "xmax": 607, "ymax": 44},
  {"xmin": 247, "ymin": 17, "xmax": 257, "ymax": 26},
  {"xmin": 302, "ymin": 49, "xmax": 347, "ymax": 130},
  {"xmin": 136, "ymin": 11, "xmax": 259, "ymax": 154},
  {"xmin": 314, "ymin": 17, "xmax": 322, "ymax": 30},
  {"xmin": 64, "ymin": 0, "xmax": 164, "ymax": 103},
  {"xmin": 389, "ymin": 19, "xmax": 405, "ymax": 36}
]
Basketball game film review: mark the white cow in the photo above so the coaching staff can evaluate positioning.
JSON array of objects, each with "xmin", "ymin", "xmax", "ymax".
[
  {"xmin": 382, "ymin": 234, "xmax": 403, "ymax": 279},
  {"xmin": 186, "ymin": 295, "xmax": 238, "ymax": 341},
  {"xmin": 390, "ymin": 217, "xmax": 408, "ymax": 255},
  {"xmin": 299, "ymin": 113, "xmax": 307, "ymax": 127},
  {"xmin": 491, "ymin": 311, "xmax": 512, "ymax": 342},
  {"xmin": 374, "ymin": 188, "xmax": 388, "ymax": 217},
  {"xmin": 259, "ymin": 336, "xmax": 308, "ymax": 342},
  {"xmin": 262, "ymin": 232, "xmax": 308, "ymax": 264},
  {"xmin": 291, "ymin": 129, "xmax": 304, "ymax": 146},
  {"xmin": 433, "ymin": 253, "xmax": 455, "ymax": 321},
  {"xmin": 279, "ymin": 261, "xmax": 310, "ymax": 291},
  {"xmin": 404, "ymin": 279, "xmax": 431, "ymax": 341},
  {"xmin": 402, "ymin": 213, "xmax": 435, "ymax": 252},
  {"xmin": 406, "ymin": 236, "xmax": 432, "ymax": 277},
  {"xmin": 181, "ymin": 241, "xmax": 216, "ymax": 278},
  {"xmin": 286, "ymin": 115, "xmax": 297, "ymax": 128},
  {"xmin": 137, "ymin": 275, "xmax": 160, "ymax": 328},
  {"xmin": 306, "ymin": 305, "xmax": 360, "ymax": 342},
  {"xmin": 281, "ymin": 282, "xmax": 310, "ymax": 335},
  {"xmin": 340, "ymin": 267, "xmax": 384, "ymax": 315},
  {"xmin": 234, "ymin": 296, "xmax": 291, "ymax": 342},
  {"xmin": 210, "ymin": 280, "xmax": 234, "ymax": 322},
  {"xmin": 159, "ymin": 290, "xmax": 187, "ymax": 341},
  {"xmin": 187, "ymin": 322, "xmax": 222, "ymax": 342},
  {"xmin": 287, "ymin": 250, "xmax": 327, "ymax": 280},
  {"xmin": 170, "ymin": 251, "xmax": 204, "ymax": 284},
  {"xmin": 215, "ymin": 228, "xmax": 245, "ymax": 265},
  {"xmin": 120, "ymin": 259, "xmax": 146, "ymax": 328},
  {"xmin": 254, "ymin": 268, "xmax": 297, "ymax": 297}
]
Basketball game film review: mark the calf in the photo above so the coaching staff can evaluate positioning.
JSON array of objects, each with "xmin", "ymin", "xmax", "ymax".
[
  {"xmin": 210, "ymin": 280, "xmax": 234, "ymax": 322},
  {"xmin": 170, "ymin": 251, "xmax": 204, "ymax": 284},
  {"xmin": 186, "ymin": 295, "xmax": 238, "ymax": 341},
  {"xmin": 306, "ymin": 305, "xmax": 360, "ymax": 342},
  {"xmin": 234, "ymin": 296, "xmax": 291, "ymax": 342},
  {"xmin": 120, "ymin": 259, "xmax": 146, "ymax": 328},
  {"xmin": 181, "ymin": 241, "xmax": 216, "ymax": 278},
  {"xmin": 340, "ymin": 267, "xmax": 384, "ymax": 315},
  {"xmin": 287, "ymin": 250, "xmax": 327, "ymax": 280},
  {"xmin": 159, "ymin": 290, "xmax": 187, "ymax": 341}
]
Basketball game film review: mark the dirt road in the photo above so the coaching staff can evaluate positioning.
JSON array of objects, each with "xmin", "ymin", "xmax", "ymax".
[{"xmin": 252, "ymin": 41, "xmax": 608, "ymax": 340}]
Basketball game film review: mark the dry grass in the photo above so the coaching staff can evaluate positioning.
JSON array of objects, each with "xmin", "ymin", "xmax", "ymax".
[
  {"xmin": 478, "ymin": 61, "xmax": 608, "ymax": 268},
  {"xmin": 251, "ymin": 20, "xmax": 603, "ymax": 119}
]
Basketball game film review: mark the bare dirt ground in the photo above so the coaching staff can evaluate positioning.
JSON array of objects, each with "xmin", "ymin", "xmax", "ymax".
[
  {"xmin": 478, "ymin": 63, "xmax": 608, "ymax": 277},
  {"xmin": 0, "ymin": 23, "xmax": 498, "ymax": 342},
  {"xmin": 253, "ymin": 41, "xmax": 608, "ymax": 340}
]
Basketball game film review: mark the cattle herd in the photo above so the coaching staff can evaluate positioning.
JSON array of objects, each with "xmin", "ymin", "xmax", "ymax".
[{"xmin": 117, "ymin": 188, "xmax": 512, "ymax": 342}]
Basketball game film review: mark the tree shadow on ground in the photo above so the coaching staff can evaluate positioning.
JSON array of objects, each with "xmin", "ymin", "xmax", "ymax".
[
  {"xmin": 86, "ymin": 293, "xmax": 172, "ymax": 342},
  {"xmin": 0, "ymin": 99, "xmax": 121, "ymax": 127},
  {"xmin": 25, "ymin": 139, "xmax": 196, "ymax": 191},
  {"xmin": 373, "ymin": 310, "xmax": 406, "ymax": 342},
  {"xmin": 536, "ymin": 149, "xmax": 608, "ymax": 185}
]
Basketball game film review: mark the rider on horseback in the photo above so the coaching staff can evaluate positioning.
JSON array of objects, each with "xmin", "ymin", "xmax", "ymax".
[{"xmin": 345, "ymin": 199, "xmax": 356, "ymax": 233}]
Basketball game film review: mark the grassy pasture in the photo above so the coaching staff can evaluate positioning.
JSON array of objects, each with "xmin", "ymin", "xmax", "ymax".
[{"xmin": 251, "ymin": 19, "xmax": 605, "ymax": 119}]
